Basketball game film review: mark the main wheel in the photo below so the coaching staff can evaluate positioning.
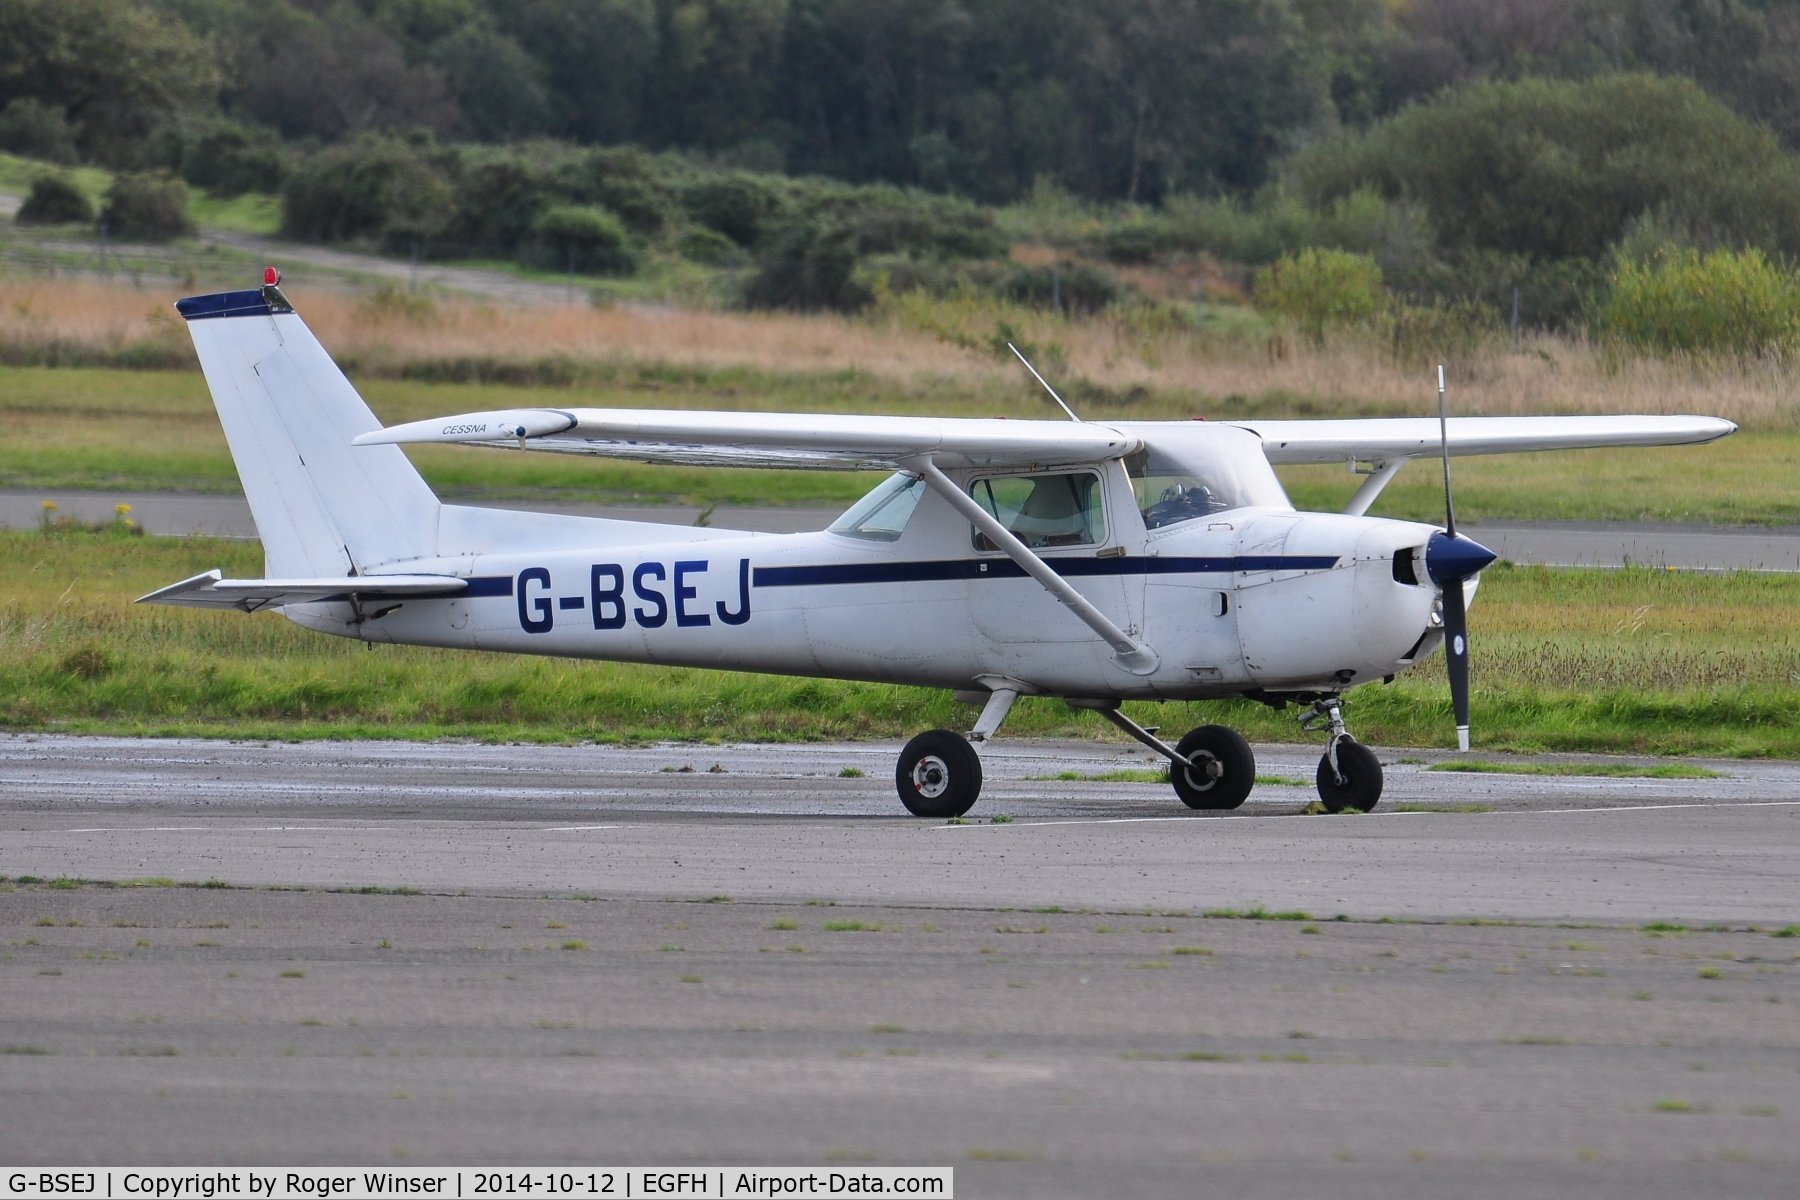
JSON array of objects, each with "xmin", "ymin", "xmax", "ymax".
[
  {"xmin": 1316, "ymin": 740, "xmax": 1383, "ymax": 812},
  {"xmin": 896, "ymin": 729, "xmax": 983, "ymax": 818},
  {"xmin": 1170, "ymin": 725, "xmax": 1256, "ymax": 810}
]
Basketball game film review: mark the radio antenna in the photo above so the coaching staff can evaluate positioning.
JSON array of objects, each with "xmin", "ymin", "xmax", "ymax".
[{"xmin": 1008, "ymin": 342, "xmax": 1081, "ymax": 422}]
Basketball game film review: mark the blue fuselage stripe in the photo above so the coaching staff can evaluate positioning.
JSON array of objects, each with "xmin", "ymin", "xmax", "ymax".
[
  {"xmin": 462, "ymin": 576, "xmax": 516, "ymax": 598},
  {"xmin": 457, "ymin": 555, "xmax": 1336, "ymax": 599},
  {"xmin": 754, "ymin": 555, "xmax": 1339, "ymax": 588}
]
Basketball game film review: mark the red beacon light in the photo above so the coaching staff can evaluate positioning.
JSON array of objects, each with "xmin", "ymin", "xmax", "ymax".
[{"xmin": 262, "ymin": 266, "xmax": 281, "ymax": 287}]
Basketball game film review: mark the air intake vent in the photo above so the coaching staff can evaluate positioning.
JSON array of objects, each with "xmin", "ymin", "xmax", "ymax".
[{"xmin": 1393, "ymin": 547, "xmax": 1420, "ymax": 586}]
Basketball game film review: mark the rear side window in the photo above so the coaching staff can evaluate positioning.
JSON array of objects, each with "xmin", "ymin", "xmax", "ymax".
[{"xmin": 969, "ymin": 471, "xmax": 1106, "ymax": 550}]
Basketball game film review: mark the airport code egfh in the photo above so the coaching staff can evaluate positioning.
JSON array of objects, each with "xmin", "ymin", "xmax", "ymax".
[{"xmin": 2, "ymin": 1173, "xmax": 953, "ymax": 1200}]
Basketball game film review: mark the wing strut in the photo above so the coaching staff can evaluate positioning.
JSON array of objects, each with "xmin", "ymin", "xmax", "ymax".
[
  {"xmin": 911, "ymin": 458, "xmax": 1158, "ymax": 676},
  {"xmin": 1344, "ymin": 458, "xmax": 1407, "ymax": 516}
]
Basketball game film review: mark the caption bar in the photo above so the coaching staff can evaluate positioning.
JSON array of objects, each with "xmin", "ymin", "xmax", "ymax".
[{"xmin": 4, "ymin": 1173, "xmax": 952, "ymax": 1200}]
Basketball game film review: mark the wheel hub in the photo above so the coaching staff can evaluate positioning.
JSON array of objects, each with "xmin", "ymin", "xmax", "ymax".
[
  {"xmin": 1182, "ymin": 753, "xmax": 1222, "ymax": 790},
  {"xmin": 911, "ymin": 755, "xmax": 950, "ymax": 799}
]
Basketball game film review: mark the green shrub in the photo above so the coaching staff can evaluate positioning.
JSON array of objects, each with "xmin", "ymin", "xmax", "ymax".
[
  {"xmin": 0, "ymin": 98, "xmax": 77, "ymax": 164},
  {"xmin": 15, "ymin": 174, "xmax": 93, "ymax": 225},
  {"xmin": 446, "ymin": 152, "xmax": 556, "ymax": 256},
  {"xmin": 1597, "ymin": 248, "xmax": 1800, "ymax": 359},
  {"xmin": 1159, "ymin": 191, "xmax": 1319, "ymax": 265},
  {"xmin": 1001, "ymin": 261, "xmax": 1126, "ymax": 316},
  {"xmin": 99, "ymin": 172, "xmax": 192, "ymax": 242},
  {"xmin": 145, "ymin": 115, "xmax": 287, "ymax": 197},
  {"xmin": 845, "ymin": 187, "xmax": 1005, "ymax": 261},
  {"xmin": 1287, "ymin": 74, "xmax": 1800, "ymax": 265},
  {"xmin": 1253, "ymin": 248, "xmax": 1384, "ymax": 346},
  {"xmin": 1098, "ymin": 217, "xmax": 1171, "ymax": 265},
  {"xmin": 680, "ymin": 172, "xmax": 788, "ymax": 246},
  {"xmin": 522, "ymin": 205, "xmax": 637, "ymax": 276},
  {"xmin": 741, "ymin": 220, "xmax": 870, "ymax": 312},
  {"xmin": 676, "ymin": 225, "xmax": 742, "ymax": 266},
  {"xmin": 1384, "ymin": 298, "xmax": 1504, "ymax": 372},
  {"xmin": 553, "ymin": 147, "xmax": 670, "ymax": 235},
  {"xmin": 280, "ymin": 134, "xmax": 453, "ymax": 248}
]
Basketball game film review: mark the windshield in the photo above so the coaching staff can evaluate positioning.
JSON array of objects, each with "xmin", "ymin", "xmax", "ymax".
[
  {"xmin": 1124, "ymin": 427, "xmax": 1291, "ymax": 529},
  {"xmin": 828, "ymin": 472, "xmax": 924, "ymax": 541}
]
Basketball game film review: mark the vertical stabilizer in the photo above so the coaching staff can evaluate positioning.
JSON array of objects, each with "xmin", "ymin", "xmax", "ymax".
[{"xmin": 176, "ymin": 284, "xmax": 439, "ymax": 576}]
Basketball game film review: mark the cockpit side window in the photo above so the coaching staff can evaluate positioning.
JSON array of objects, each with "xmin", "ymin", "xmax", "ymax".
[
  {"xmin": 968, "ymin": 471, "xmax": 1107, "ymax": 550},
  {"xmin": 828, "ymin": 472, "xmax": 924, "ymax": 541},
  {"xmin": 1127, "ymin": 447, "xmax": 1232, "ymax": 529}
]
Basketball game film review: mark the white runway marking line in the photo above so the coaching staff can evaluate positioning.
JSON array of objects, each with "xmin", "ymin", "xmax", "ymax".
[{"xmin": 933, "ymin": 799, "xmax": 1800, "ymax": 830}]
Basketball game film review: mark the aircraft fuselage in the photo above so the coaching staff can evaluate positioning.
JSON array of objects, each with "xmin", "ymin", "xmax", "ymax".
[{"xmin": 290, "ymin": 474, "xmax": 1448, "ymax": 703}]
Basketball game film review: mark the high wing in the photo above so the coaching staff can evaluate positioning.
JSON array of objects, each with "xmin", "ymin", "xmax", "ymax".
[
  {"xmin": 1226, "ymin": 414, "xmax": 1736, "ymax": 465},
  {"xmin": 351, "ymin": 408, "xmax": 1141, "ymax": 471},
  {"xmin": 139, "ymin": 570, "xmax": 468, "ymax": 612}
]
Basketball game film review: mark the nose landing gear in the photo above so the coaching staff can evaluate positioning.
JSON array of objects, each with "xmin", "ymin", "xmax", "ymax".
[{"xmin": 1302, "ymin": 696, "xmax": 1384, "ymax": 812}]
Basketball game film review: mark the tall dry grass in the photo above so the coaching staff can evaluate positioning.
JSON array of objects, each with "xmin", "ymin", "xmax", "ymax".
[{"xmin": 0, "ymin": 276, "xmax": 1791, "ymax": 427}]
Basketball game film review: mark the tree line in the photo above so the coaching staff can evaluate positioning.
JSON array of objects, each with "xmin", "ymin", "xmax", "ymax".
[
  {"xmin": 9, "ymin": 0, "xmax": 1800, "ymax": 354},
  {"xmin": 6, "ymin": 0, "xmax": 1800, "ymax": 205}
]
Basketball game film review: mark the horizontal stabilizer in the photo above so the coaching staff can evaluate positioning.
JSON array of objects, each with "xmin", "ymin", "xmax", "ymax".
[
  {"xmin": 137, "ymin": 569, "xmax": 468, "ymax": 613},
  {"xmin": 354, "ymin": 407, "xmax": 1140, "ymax": 471}
]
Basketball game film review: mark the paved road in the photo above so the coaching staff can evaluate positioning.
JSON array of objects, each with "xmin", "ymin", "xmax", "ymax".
[
  {"xmin": 11, "ymin": 488, "xmax": 1800, "ymax": 569},
  {"xmin": 2, "ymin": 734, "xmax": 1798, "ymax": 1195}
]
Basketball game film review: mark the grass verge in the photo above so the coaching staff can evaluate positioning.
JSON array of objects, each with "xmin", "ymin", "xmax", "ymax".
[
  {"xmin": 0, "ymin": 357, "xmax": 1785, "ymax": 522},
  {"xmin": 1427, "ymin": 761, "xmax": 1725, "ymax": 779}
]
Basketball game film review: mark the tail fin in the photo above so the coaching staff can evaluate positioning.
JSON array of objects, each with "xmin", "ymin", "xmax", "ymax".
[{"xmin": 177, "ymin": 283, "xmax": 439, "ymax": 576}]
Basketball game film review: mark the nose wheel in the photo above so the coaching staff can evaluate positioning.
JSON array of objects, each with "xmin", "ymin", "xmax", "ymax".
[{"xmin": 1303, "ymin": 697, "xmax": 1384, "ymax": 812}]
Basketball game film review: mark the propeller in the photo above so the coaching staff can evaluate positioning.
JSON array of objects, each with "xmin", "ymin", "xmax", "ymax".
[{"xmin": 1422, "ymin": 365, "xmax": 1497, "ymax": 752}]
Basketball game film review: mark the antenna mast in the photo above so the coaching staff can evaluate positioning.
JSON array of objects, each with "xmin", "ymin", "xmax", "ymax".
[{"xmin": 1008, "ymin": 342, "xmax": 1081, "ymax": 422}]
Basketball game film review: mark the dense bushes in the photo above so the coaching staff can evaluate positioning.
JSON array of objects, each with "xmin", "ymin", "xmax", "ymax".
[
  {"xmin": 1254, "ymin": 249, "xmax": 1384, "ymax": 346},
  {"xmin": 265, "ymin": 134, "xmax": 1014, "ymax": 309},
  {"xmin": 1286, "ymin": 74, "xmax": 1800, "ymax": 266},
  {"xmin": 281, "ymin": 135, "xmax": 454, "ymax": 248},
  {"xmin": 15, "ymin": 175, "xmax": 93, "ymax": 225},
  {"xmin": 144, "ymin": 116, "xmax": 288, "ymax": 197},
  {"xmin": 99, "ymin": 172, "xmax": 192, "ymax": 241},
  {"xmin": 1597, "ymin": 249, "xmax": 1800, "ymax": 360},
  {"xmin": 741, "ymin": 222, "xmax": 870, "ymax": 312},
  {"xmin": 521, "ymin": 206, "xmax": 637, "ymax": 276},
  {"xmin": 0, "ymin": 99, "xmax": 77, "ymax": 164}
]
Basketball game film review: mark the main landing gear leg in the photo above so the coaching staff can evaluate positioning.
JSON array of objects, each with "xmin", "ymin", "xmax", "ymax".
[
  {"xmin": 1302, "ymin": 696, "xmax": 1383, "ymax": 813},
  {"xmin": 1070, "ymin": 700, "xmax": 1257, "ymax": 811},
  {"xmin": 895, "ymin": 687, "xmax": 1018, "ymax": 819}
]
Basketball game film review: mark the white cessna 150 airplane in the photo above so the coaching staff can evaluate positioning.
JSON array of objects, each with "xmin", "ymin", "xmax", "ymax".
[{"xmin": 142, "ymin": 274, "xmax": 1734, "ymax": 817}]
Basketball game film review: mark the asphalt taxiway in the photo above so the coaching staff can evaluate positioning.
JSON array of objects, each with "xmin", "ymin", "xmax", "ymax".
[
  {"xmin": 3, "ymin": 734, "xmax": 1798, "ymax": 924},
  {"xmin": 4, "ymin": 735, "xmax": 1797, "ymax": 1196}
]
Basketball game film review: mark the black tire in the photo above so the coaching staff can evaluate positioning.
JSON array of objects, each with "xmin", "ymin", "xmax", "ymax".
[
  {"xmin": 1170, "ymin": 725, "xmax": 1256, "ymax": 810},
  {"xmin": 1316, "ymin": 740, "xmax": 1383, "ymax": 813},
  {"xmin": 896, "ymin": 729, "xmax": 983, "ymax": 818}
]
